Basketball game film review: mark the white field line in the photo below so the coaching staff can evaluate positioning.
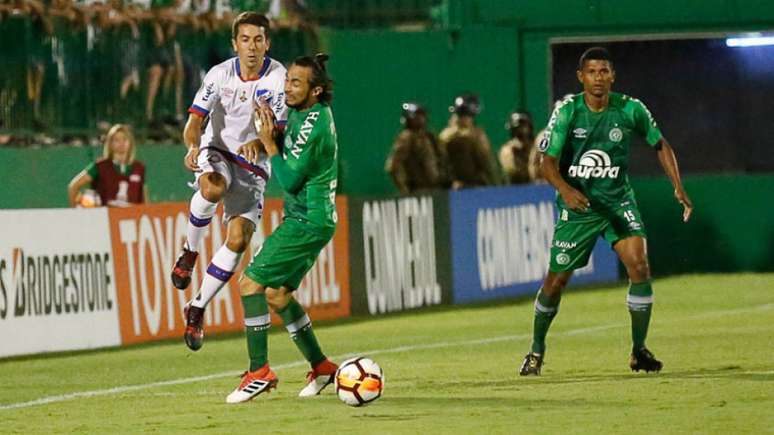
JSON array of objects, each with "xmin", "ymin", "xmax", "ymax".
[{"xmin": 1, "ymin": 303, "xmax": 771, "ymax": 412}]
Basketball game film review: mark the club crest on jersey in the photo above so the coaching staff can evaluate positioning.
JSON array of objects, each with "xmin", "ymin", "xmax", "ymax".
[
  {"xmin": 609, "ymin": 127, "xmax": 623, "ymax": 142},
  {"xmin": 538, "ymin": 136, "xmax": 549, "ymax": 152},
  {"xmin": 573, "ymin": 128, "xmax": 587, "ymax": 139},
  {"xmin": 239, "ymin": 90, "xmax": 247, "ymax": 103},
  {"xmin": 568, "ymin": 149, "xmax": 620, "ymax": 179},
  {"xmin": 255, "ymin": 88, "xmax": 274, "ymax": 104},
  {"xmin": 556, "ymin": 253, "xmax": 571, "ymax": 265}
]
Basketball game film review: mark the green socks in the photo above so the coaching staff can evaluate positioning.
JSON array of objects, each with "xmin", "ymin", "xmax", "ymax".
[
  {"xmin": 277, "ymin": 298, "xmax": 325, "ymax": 366},
  {"xmin": 627, "ymin": 281, "xmax": 654, "ymax": 352},
  {"xmin": 530, "ymin": 288, "xmax": 561, "ymax": 354},
  {"xmin": 241, "ymin": 293, "xmax": 270, "ymax": 371}
]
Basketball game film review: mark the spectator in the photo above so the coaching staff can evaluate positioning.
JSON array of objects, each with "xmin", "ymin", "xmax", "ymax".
[
  {"xmin": 385, "ymin": 102, "xmax": 442, "ymax": 194},
  {"xmin": 68, "ymin": 124, "xmax": 147, "ymax": 207},
  {"xmin": 499, "ymin": 110, "xmax": 535, "ymax": 184},
  {"xmin": 438, "ymin": 92, "xmax": 500, "ymax": 189}
]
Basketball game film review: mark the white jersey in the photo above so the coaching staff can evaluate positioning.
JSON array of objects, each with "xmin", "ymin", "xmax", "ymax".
[{"xmin": 189, "ymin": 56, "xmax": 288, "ymax": 160}]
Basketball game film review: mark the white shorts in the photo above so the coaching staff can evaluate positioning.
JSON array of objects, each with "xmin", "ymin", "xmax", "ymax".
[{"xmin": 195, "ymin": 146, "xmax": 268, "ymax": 224}]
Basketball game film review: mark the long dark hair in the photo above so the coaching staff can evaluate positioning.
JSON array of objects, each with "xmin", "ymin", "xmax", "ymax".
[{"xmin": 292, "ymin": 53, "xmax": 333, "ymax": 104}]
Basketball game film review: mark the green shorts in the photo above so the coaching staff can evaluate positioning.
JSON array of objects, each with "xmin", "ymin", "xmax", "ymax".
[
  {"xmin": 244, "ymin": 220, "xmax": 334, "ymax": 290},
  {"xmin": 549, "ymin": 200, "xmax": 647, "ymax": 272}
]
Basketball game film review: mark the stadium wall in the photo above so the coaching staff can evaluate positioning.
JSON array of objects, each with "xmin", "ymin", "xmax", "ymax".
[
  {"xmin": 322, "ymin": 0, "xmax": 774, "ymax": 196},
  {"xmin": 0, "ymin": 143, "xmax": 771, "ymax": 276},
  {"xmin": 0, "ymin": 144, "xmax": 285, "ymax": 209}
]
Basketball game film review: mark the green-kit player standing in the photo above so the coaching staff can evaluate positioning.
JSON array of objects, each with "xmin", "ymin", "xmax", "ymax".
[
  {"xmin": 519, "ymin": 47, "xmax": 693, "ymax": 376},
  {"xmin": 226, "ymin": 53, "xmax": 340, "ymax": 403}
]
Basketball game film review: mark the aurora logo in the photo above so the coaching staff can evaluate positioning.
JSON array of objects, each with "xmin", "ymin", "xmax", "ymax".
[{"xmin": 568, "ymin": 150, "xmax": 620, "ymax": 179}]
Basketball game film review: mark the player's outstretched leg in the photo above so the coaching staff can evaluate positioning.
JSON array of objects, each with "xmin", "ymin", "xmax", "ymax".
[
  {"xmin": 272, "ymin": 293, "xmax": 337, "ymax": 396},
  {"xmin": 172, "ymin": 190, "xmax": 217, "ymax": 289},
  {"xmin": 627, "ymin": 280, "xmax": 662, "ymax": 372},
  {"xmin": 520, "ymin": 286, "xmax": 562, "ymax": 376}
]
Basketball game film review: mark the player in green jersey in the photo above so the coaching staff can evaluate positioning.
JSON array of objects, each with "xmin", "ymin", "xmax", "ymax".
[
  {"xmin": 519, "ymin": 47, "xmax": 693, "ymax": 376},
  {"xmin": 224, "ymin": 53, "xmax": 340, "ymax": 403}
]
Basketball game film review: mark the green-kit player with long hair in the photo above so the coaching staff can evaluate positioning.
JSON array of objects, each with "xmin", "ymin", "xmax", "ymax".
[
  {"xmin": 520, "ymin": 47, "xmax": 694, "ymax": 376},
  {"xmin": 226, "ymin": 53, "xmax": 340, "ymax": 403}
]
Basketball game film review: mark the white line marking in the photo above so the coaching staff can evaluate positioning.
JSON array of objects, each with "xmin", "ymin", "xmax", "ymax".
[
  {"xmin": 1, "ymin": 303, "xmax": 771, "ymax": 411},
  {"xmin": 0, "ymin": 325, "xmax": 615, "ymax": 411}
]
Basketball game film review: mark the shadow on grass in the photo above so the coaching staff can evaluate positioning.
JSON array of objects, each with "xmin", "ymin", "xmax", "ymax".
[
  {"xmin": 509, "ymin": 365, "xmax": 773, "ymax": 386},
  {"xmin": 366, "ymin": 395, "xmax": 621, "ymax": 412}
]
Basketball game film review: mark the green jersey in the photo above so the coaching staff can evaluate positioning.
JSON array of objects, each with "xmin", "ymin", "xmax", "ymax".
[
  {"xmin": 273, "ymin": 102, "xmax": 338, "ymax": 233},
  {"xmin": 541, "ymin": 92, "xmax": 663, "ymax": 210}
]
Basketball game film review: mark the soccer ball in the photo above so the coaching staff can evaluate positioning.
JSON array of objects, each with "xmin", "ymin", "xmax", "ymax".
[
  {"xmin": 334, "ymin": 357, "xmax": 384, "ymax": 406},
  {"xmin": 78, "ymin": 189, "xmax": 102, "ymax": 208}
]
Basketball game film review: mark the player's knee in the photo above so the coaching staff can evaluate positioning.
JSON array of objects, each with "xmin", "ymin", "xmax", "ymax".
[
  {"xmin": 200, "ymin": 174, "xmax": 226, "ymax": 202},
  {"xmin": 543, "ymin": 276, "xmax": 568, "ymax": 296},
  {"xmin": 238, "ymin": 275, "xmax": 264, "ymax": 296},
  {"xmin": 225, "ymin": 236, "xmax": 249, "ymax": 253},
  {"xmin": 265, "ymin": 287, "xmax": 291, "ymax": 311},
  {"xmin": 629, "ymin": 259, "xmax": 651, "ymax": 280}
]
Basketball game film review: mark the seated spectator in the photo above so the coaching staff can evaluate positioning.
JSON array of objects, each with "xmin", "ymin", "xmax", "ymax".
[
  {"xmin": 499, "ymin": 110, "xmax": 535, "ymax": 184},
  {"xmin": 439, "ymin": 92, "xmax": 500, "ymax": 189},
  {"xmin": 385, "ymin": 102, "xmax": 442, "ymax": 194},
  {"xmin": 68, "ymin": 124, "xmax": 147, "ymax": 207}
]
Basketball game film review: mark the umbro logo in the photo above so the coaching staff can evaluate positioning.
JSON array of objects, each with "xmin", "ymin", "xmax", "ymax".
[{"xmin": 573, "ymin": 128, "xmax": 587, "ymax": 139}]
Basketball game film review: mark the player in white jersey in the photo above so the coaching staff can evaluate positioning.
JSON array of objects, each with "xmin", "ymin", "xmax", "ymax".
[{"xmin": 171, "ymin": 12, "xmax": 288, "ymax": 351}]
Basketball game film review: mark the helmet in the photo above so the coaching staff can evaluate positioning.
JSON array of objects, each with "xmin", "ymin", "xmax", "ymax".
[
  {"xmin": 505, "ymin": 111, "xmax": 533, "ymax": 130},
  {"xmin": 400, "ymin": 101, "xmax": 426, "ymax": 125},
  {"xmin": 449, "ymin": 93, "xmax": 481, "ymax": 116}
]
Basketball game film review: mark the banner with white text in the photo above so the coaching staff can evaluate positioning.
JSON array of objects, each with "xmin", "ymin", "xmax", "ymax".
[
  {"xmin": 449, "ymin": 185, "xmax": 619, "ymax": 303},
  {"xmin": 0, "ymin": 208, "xmax": 122, "ymax": 358},
  {"xmin": 347, "ymin": 193, "xmax": 453, "ymax": 316},
  {"xmin": 108, "ymin": 199, "xmax": 351, "ymax": 345}
]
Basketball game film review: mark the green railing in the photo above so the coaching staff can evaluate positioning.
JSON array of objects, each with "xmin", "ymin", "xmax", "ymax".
[
  {"xmin": 309, "ymin": 0, "xmax": 440, "ymax": 28},
  {"xmin": 0, "ymin": 13, "xmax": 313, "ymax": 141}
]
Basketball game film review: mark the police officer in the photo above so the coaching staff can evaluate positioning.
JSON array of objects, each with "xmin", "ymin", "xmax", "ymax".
[
  {"xmin": 438, "ymin": 93, "xmax": 500, "ymax": 188},
  {"xmin": 385, "ymin": 102, "xmax": 443, "ymax": 194},
  {"xmin": 499, "ymin": 110, "xmax": 536, "ymax": 184}
]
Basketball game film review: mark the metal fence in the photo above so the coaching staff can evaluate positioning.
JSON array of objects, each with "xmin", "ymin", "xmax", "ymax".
[{"xmin": 0, "ymin": 14, "xmax": 314, "ymax": 142}]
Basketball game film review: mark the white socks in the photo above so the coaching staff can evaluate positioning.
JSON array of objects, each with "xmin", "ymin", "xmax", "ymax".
[
  {"xmin": 186, "ymin": 191, "xmax": 217, "ymax": 252},
  {"xmin": 191, "ymin": 245, "xmax": 242, "ymax": 309}
]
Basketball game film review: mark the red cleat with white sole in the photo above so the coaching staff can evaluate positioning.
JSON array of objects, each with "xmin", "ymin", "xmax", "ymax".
[
  {"xmin": 226, "ymin": 364, "xmax": 278, "ymax": 404},
  {"xmin": 299, "ymin": 358, "xmax": 338, "ymax": 397}
]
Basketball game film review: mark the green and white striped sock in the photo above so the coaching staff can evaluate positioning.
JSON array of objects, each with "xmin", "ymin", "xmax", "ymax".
[
  {"xmin": 628, "ymin": 281, "xmax": 654, "ymax": 352},
  {"xmin": 530, "ymin": 288, "xmax": 561, "ymax": 355}
]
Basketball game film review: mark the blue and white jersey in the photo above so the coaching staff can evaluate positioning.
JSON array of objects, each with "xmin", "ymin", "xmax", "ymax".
[{"xmin": 189, "ymin": 56, "xmax": 288, "ymax": 157}]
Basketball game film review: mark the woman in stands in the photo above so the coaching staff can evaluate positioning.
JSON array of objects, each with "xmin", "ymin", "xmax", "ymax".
[{"xmin": 67, "ymin": 124, "xmax": 147, "ymax": 207}]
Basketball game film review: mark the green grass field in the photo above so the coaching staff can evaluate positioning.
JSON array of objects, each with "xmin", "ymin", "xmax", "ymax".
[{"xmin": 1, "ymin": 273, "xmax": 772, "ymax": 434}]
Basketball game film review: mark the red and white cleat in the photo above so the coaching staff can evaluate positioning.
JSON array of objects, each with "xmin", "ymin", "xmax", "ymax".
[
  {"xmin": 226, "ymin": 364, "xmax": 279, "ymax": 404},
  {"xmin": 298, "ymin": 358, "xmax": 338, "ymax": 397}
]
